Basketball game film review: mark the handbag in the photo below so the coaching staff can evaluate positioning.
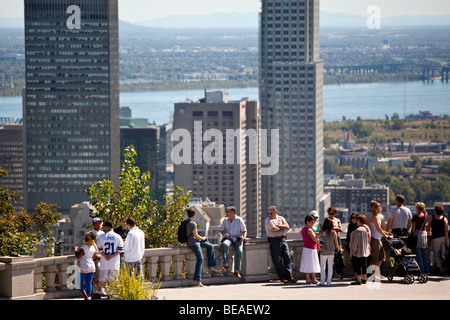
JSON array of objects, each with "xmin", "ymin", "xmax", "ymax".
[
  {"xmin": 415, "ymin": 213, "xmax": 428, "ymax": 249},
  {"xmin": 410, "ymin": 212, "xmax": 428, "ymax": 249}
]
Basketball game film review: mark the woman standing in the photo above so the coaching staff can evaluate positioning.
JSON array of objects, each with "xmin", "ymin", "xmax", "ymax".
[
  {"xmin": 427, "ymin": 204, "xmax": 449, "ymax": 274},
  {"xmin": 328, "ymin": 206, "xmax": 344, "ymax": 279},
  {"xmin": 349, "ymin": 215, "xmax": 372, "ymax": 285},
  {"xmin": 74, "ymin": 232, "xmax": 99, "ymax": 300},
  {"xmin": 368, "ymin": 203, "xmax": 392, "ymax": 275},
  {"xmin": 346, "ymin": 213, "xmax": 359, "ymax": 280},
  {"xmin": 411, "ymin": 202, "xmax": 430, "ymax": 274},
  {"xmin": 319, "ymin": 218, "xmax": 340, "ymax": 286},
  {"xmin": 300, "ymin": 214, "xmax": 321, "ymax": 284}
]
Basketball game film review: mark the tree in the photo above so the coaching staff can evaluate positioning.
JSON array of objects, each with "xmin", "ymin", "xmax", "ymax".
[
  {"xmin": 86, "ymin": 146, "xmax": 191, "ymax": 248},
  {"xmin": 438, "ymin": 159, "xmax": 450, "ymax": 175},
  {"xmin": 0, "ymin": 168, "xmax": 62, "ymax": 257}
]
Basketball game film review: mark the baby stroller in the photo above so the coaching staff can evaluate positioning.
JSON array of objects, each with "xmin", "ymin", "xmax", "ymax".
[{"xmin": 386, "ymin": 237, "xmax": 428, "ymax": 284}]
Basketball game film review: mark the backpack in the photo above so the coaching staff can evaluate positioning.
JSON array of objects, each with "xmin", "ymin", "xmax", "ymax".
[{"xmin": 177, "ymin": 219, "xmax": 192, "ymax": 244}]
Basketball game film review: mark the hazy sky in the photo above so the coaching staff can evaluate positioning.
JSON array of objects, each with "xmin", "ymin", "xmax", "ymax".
[{"xmin": 1, "ymin": 0, "xmax": 449, "ymax": 22}]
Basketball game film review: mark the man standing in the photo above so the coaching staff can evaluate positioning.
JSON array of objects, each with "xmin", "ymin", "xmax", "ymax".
[
  {"xmin": 386, "ymin": 195, "xmax": 412, "ymax": 237},
  {"xmin": 185, "ymin": 208, "xmax": 217, "ymax": 287},
  {"xmin": 123, "ymin": 217, "xmax": 146, "ymax": 282},
  {"xmin": 219, "ymin": 206, "xmax": 247, "ymax": 278},
  {"xmin": 90, "ymin": 217, "xmax": 104, "ymax": 296},
  {"xmin": 96, "ymin": 221, "xmax": 124, "ymax": 296},
  {"xmin": 265, "ymin": 206, "xmax": 296, "ymax": 283}
]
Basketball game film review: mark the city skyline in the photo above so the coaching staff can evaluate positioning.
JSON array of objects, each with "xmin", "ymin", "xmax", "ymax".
[{"xmin": 2, "ymin": 0, "xmax": 450, "ymax": 22}]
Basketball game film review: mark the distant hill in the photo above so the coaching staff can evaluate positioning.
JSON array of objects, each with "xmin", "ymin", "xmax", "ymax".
[
  {"xmin": 1, "ymin": 11, "xmax": 450, "ymax": 30},
  {"xmin": 135, "ymin": 11, "xmax": 450, "ymax": 29},
  {"xmin": 135, "ymin": 12, "xmax": 258, "ymax": 29}
]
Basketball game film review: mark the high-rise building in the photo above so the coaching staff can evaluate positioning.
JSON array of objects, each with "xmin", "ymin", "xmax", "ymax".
[
  {"xmin": 259, "ymin": 0, "xmax": 329, "ymax": 226},
  {"xmin": 0, "ymin": 124, "xmax": 24, "ymax": 208},
  {"xmin": 120, "ymin": 117, "xmax": 168, "ymax": 202},
  {"xmin": 23, "ymin": 0, "xmax": 120, "ymax": 214},
  {"xmin": 173, "ymin": 91, "xmax": 261, "ymax": 237}
]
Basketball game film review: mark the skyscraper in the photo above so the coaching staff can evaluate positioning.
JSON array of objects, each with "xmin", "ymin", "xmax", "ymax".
[
  {"xmin": 23, "ymin": 0, "xmax": 120, "ymax": 214},
  {"xmin": 259, "ymin": 0, "xmax": 329, "ymax": 226},
  {"xmin": 173, "ymin": 91, "xmax": 261, "ymax": 237}
]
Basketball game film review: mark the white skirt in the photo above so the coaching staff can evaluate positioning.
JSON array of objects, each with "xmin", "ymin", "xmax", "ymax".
[{"xmin": 300, "ymin": 247, "xmax": 320, "ymax": 273}]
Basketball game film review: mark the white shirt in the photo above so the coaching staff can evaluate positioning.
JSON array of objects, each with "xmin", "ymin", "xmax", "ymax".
[
  {"xmin": 265, "ymin": 215, "xmax": 288, "ymax": 238},
  {"xmin": 124, "ymin": 226, "xmax": 146, "ymax": 262},
  {"xmin": 220, "ymin": 215, "xmax": 247, "ymax": 242},
  {"xmin": 79, "ymin": 244, "xmax": 97, "ymax": 273},
  {"xmin": 97, "ymin": 231, "xmax": 124, "ymax": 271},
  {"xmin": 89, "ymin": 229, "xmax": 104, "ymax": 241}
]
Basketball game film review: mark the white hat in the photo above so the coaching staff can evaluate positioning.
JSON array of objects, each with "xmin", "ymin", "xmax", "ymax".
[
  {"xmin": 92, "ymin": 217, "xmax": 102, "ymax": 223},
  {"xmin": 309, "ymin": 210, "xmax": 319, "ymax": 218}
]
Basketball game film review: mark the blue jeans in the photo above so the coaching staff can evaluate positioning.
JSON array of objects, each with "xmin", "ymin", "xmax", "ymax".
[
  {"xmin": 221, "ymin": 238, "xmax": 243, "ymax": 272},
  {"xmin": 415, "ymin": 248, "xmax": 430, "ymax": 274},
  {"xmin": 268, "ymin": 237, "xmax": 292, "ymax": 280},
  {"xmin": 79, "ymin": 272, "xmax": 94, "ymax": 295},
  {"xmin": 189, "ymin": 241, "xmax": 217, "ymax": 281},
  {"xmin": 126, "ymin": 260, "xmax": 144, "ymax": 283}
]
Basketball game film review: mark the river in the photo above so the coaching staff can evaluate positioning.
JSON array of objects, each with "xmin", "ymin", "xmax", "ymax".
[{"xmin": 0, "ymin": 80, "xmax": 449, "ymax": 124}]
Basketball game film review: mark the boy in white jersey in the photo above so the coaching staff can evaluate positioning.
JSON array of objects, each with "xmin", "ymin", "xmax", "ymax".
[{"xmin": 96, "ymin": 220, "xmax": 124, "ymax": 295}]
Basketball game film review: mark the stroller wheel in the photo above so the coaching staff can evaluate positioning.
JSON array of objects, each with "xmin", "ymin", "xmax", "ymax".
[
  {"xmin": 404, "ymin": 274, "xmax": 414, "ymax": 284},
  {"xmin": 418, "ymin": 274, "xmax": 428, "ymax": 283}
]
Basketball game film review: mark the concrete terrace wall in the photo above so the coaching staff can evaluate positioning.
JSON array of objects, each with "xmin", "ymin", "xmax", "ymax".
[{"xmin": 0, "ymin": 238, "xmax": 377, "ymax": 300}]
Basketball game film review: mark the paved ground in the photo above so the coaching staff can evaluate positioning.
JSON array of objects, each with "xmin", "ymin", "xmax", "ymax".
[{"xmin": 157, "ymin": 274, "xmax": 450, "ymax": 301}]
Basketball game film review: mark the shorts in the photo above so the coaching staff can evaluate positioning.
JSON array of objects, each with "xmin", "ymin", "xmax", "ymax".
[
  {"xmin": 99, "ymin": 269, "xmax": 119, "ymax": 283},
  {"xmin": 370, "ymin": 238, "xmax": 385, "ymax": 264}
]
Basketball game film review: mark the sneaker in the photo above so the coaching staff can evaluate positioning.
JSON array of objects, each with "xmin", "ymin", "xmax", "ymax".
[{"xmin": 193, "ymin": 280, "xmax": 204, "ymax": 287}]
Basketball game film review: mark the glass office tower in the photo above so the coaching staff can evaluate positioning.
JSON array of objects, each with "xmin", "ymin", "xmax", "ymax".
[
  {"xmin": 23, "ymin": 0, "xmax": 120, "ymax": 214},
  {"xmin": 259, "ymin": 0, "xmax": 329, "ymax": 225}
]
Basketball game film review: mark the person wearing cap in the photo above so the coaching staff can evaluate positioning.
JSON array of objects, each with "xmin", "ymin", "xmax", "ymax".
[
  {"xmin": 90, "ymin": 218, "xmax": 104, "ymax": 240},
  {"xmin": 96, "ymin": 220, "xmax": 124, "ymax": 296},
  {"xmin": 89, "ymin": 217, "xmax": 104, "ymax": 295},
  {"xmin": 265, "ymin": 206, "xmax": 297, "ymax": 283},
  {"xmin": 310, "ymin": 210, "xmax": 322, "ymax": 244},
  {"xmin": 219, "ymin": 206, "xmax": 247, "ymax": 278}
]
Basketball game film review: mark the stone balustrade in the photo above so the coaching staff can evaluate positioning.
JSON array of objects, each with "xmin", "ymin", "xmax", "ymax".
[{"xmin": 0, "ymin": 238, "xmax": 362, "ymax": 300}]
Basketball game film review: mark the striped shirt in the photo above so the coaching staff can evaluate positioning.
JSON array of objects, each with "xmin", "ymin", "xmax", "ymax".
[{"xmin": 220, "ymin": 215, "xmax": 247, "ymax": 242}]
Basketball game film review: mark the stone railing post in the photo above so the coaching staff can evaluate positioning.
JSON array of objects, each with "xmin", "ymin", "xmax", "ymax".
[
  {"xmin": 34, "ymin": 266, "xmax": 45, "ymax": 294},
  {"xmin": 0, "ymin": 256, "xmax": 36, "ymax": 300},
  {"xmin": 147, "ymin": 256, "xmax": 159, "ymax": 283},
  {"xmin": 56, "ymin": 262, "xmax": 71, "ymax": 292},
  {"xmin": 173, "ymin": 253, "xmax": 185, "ymax": 280},
  {"xmin": 43, "ymin": 264, "xmax": 57, "ymax": 292},
  {"xmin": 241, "ymin": 238, "xmax": 271, "ymax": 283},
  {"xmin": 159, "ymin": 254, "xmax": 172, "ymax": 281}
]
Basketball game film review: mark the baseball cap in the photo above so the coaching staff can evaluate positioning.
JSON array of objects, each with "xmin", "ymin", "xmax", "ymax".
[
  {"xmin": 92, "ymin": 217, "xmax": 102, "ymax": 224},
  {"xmin": 309, "ymin": 210, "xmax": 319, "ymax": 218},
  {"xmin": 103, "ymin": 220, "xmax": 113, "ymax": 228}
]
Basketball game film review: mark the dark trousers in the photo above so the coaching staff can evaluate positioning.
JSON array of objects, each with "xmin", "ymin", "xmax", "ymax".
[
  {"xmin": 268, "ymin": 237, "xmax": 293, "ymax": 280},
  {"xmin": 351, "ymin": 256, "xmax": 368, "ymax": 276}
]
